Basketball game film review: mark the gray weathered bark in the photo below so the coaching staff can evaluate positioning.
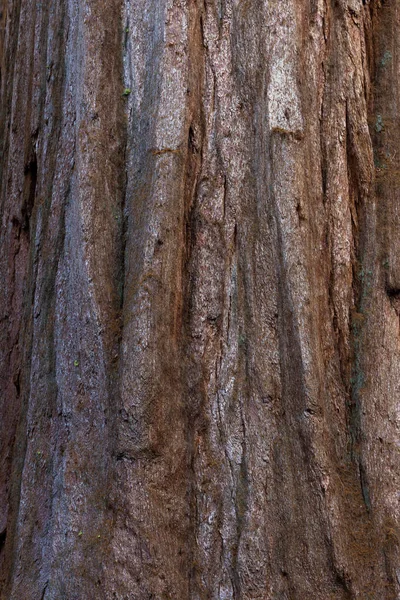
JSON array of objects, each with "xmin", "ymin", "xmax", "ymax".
[{"xmin": 1, "ymin": 0, "xmax": 400, "ymax": 597}]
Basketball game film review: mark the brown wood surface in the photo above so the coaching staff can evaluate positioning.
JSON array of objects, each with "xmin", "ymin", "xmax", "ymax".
[{"xmin": 1, "ymin": 0, "xmax": 400, "ymax": 598}]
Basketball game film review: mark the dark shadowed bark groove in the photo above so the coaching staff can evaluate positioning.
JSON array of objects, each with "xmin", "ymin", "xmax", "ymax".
[{"xmin": 2, "ymin": 0, "xmax": 400, "ymax": 599}]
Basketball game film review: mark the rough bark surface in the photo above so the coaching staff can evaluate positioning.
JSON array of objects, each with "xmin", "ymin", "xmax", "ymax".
[{"xmin": 1, "ymin": 0, "xmax": 400, "ymax": 598}]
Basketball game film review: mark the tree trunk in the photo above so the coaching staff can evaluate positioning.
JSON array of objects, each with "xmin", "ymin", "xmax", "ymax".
[{"xmin": 1, "ymin": 0, "xmax": 399, "ymax": 597}]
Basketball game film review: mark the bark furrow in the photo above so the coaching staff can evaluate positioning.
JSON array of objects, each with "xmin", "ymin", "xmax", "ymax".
[{"xmin": 1, "ymin": 1, "xmax": 400, "ymax": 598}]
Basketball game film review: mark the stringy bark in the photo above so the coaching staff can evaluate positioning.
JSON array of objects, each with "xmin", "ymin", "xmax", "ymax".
[{"xmin": 1, "ymin": 1, "xmax": 400, "ymax": 598}]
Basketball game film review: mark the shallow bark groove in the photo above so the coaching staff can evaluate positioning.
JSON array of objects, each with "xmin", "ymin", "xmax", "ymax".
[{"xmin": 1, "ymin": 0, "xmax": 400, "ymax": 598}]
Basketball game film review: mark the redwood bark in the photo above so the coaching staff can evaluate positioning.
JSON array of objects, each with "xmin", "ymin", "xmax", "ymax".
[{"xmin": 1, "ymin": 0, "xmax": 400, "ymax": 598}]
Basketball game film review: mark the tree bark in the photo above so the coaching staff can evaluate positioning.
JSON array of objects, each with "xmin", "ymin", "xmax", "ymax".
[{"xmin": 1, "ymin": 0, "xmax": 400, "ymax": 597}]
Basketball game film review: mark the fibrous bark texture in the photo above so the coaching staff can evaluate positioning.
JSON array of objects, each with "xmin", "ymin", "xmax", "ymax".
[{"xmin": 1, "ymin": 0, "xmax": 400, "ymax": 597}]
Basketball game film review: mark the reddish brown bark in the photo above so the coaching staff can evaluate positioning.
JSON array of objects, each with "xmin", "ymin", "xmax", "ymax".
[{"xmin": 1, "ymin": 0, "xmax": 400, "ymax": 598}]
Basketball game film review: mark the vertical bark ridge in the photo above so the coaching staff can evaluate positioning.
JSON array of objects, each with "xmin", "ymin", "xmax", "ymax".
[
  {"xmin": 1, "ymin": 0, "xmax": 126, "ymax": 596},
  {"xmin": 106, "ymin": 0, "xmax": 197, "ymax": 597},
  {"xmin": 2, "ymin": 0, "xmax": 400, "ymax": 598}
]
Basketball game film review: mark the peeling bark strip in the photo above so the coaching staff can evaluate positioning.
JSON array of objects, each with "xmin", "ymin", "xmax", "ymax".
[{"xmin": 1, "ymin": 0, "xmax": 400, "ymax": 598}]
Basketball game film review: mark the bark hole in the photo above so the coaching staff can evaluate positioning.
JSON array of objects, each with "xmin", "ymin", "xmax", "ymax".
[{"xmin": 385, "ymin": 286, "xmax": 400, "ymax": 314}]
